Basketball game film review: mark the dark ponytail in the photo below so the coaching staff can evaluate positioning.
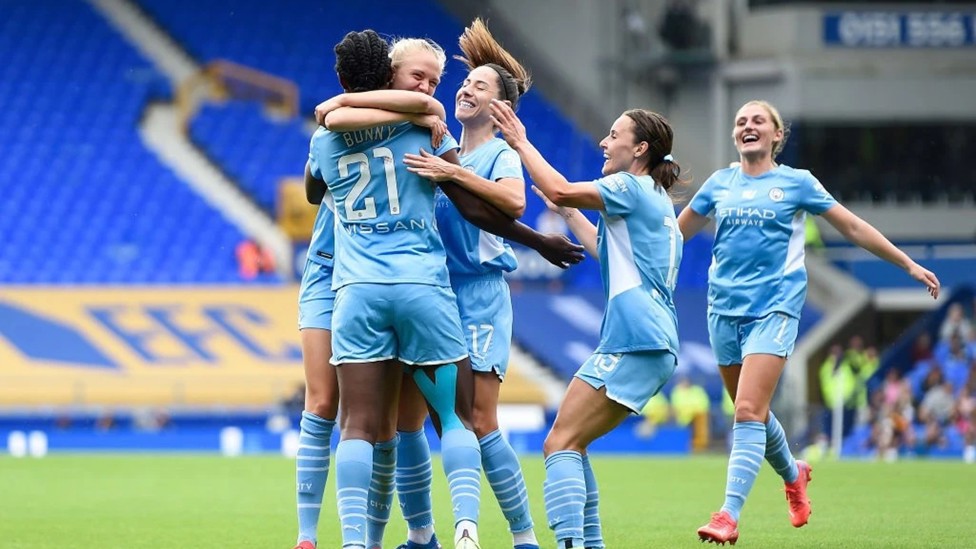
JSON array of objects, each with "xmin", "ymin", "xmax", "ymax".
[{"xmin": 624, "ymin": 109, "xmax": 688, "ymax": 196}]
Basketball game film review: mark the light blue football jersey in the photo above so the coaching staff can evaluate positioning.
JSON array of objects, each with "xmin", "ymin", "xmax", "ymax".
[
  {"xmin": 689, "ymin": 164, "xmax": 838, "ymax": 319},
  {"xmin": 303, "ymin": 184, "xmax": 336, "ymax": 267},
  {"xmin": 593, "ymin": 172, "xmax": 682, "ymax": 355},
  {"xmin": 308, "ymin": 123, "xmax": 459, "ymax": 289},
  {"xmin": 435, "ymin": 138, "xmax": 520, "ymax": 276}
]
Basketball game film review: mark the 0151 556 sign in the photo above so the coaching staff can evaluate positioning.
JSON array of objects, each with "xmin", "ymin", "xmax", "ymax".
[{"xmin": 823, "ymin": 11, "xmax": 976, "ymax": 48}]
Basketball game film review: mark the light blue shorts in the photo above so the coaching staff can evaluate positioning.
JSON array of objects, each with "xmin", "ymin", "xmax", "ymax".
[
  {"xmin": 297, "ymin": 259, "xmax": 335, "ymax": 330},
  {"xmin": 452, "ymin": 273, "xmax": 513, "ymax": 379},
  {"xmin": 331, "ymin": 283, "xmax": 468, "ymax": 366},
  {"xmin": 576, "ymin": 350, "xmax": 677, "ymax": 414},
  {"xmin": 707, "ymin": 312, "xmax": 800, "ymax": 366}
]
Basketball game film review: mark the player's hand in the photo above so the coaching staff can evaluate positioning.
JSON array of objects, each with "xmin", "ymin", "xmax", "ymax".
[
  {"xmin": 404, "ymin": 149, "xmax": 457, "ymax": 182},
  {"xmin": 489, "ymin": 99, "xmax": 528, "ymax": 148},
  {"xmin": 908, "ymin": 262, "xmax": 940, "ymax": 299},
  {"xmin": 532, "ymin": 185, "xmax": 572, "ymax": 218},
  {"xmin": 536, "ymin": 232, "xmax": 585, "ymax": 269},
  {"xmin": 313, "ymin": 97, "xmax": 342, "ymax": 126},
  {"xmin": 411, "ymin": 114, "xmax": 448, "ymax": 148}
]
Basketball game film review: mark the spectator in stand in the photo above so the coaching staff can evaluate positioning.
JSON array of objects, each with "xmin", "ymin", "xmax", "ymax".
[
  {"xmin": 911, "ymin": 332, "xmax": 934, "ymax": 364},
  {"xmin": 919, "ymin": 381, "xmax": 956, "ymax": 426},
  {"xmin": 851, "ymin": 344, "xmax": 879, "ymax": 426},
  {"xmin": 966, "ymin": 329, "xmax": 976, "ymax": 362},
  {"xmin": 845, "ymin": 335, "xmax": 867, "ymax": 368},
  {"xmin": 917, "ymin": 381, "xmax": 954, "ymax": 454},
  {"xmin": 870, "ymin": 376, "xmax": 915, "ymax": 462},
  {"xmin": 637, "ymin": 392, "xmax": 670, "ymax": 438},
  {"xmin": 939, "ymin": 302, "xmax": 973, "ymax": 343},
  {"xmin": 958, "ymin": 373, "xmax": 976, "ymax": 463},
  {"xmin": 881, "ymin": 368, "xmax": 910, "ymax": 409},
  {"xmin": 917, "ymin": 366, "xmax": 946, "ymax": 404},
  {"xmin": 804, "ymin": 216, "xmax": 824, "ymax": 252},
  {"xmin": 942, "ymin": 333, "xmax": 971, "ymax": 395},
  {"xmin": 820, "ymin": 344, "xmax": 857, "ymax": 439},
  {"xmin": 236, "ymin": 238, "xmax": 277, "ymax": 280},
  {"xmin": 670, "ymin": 376, "xmax": 711, "ymax": 451}
]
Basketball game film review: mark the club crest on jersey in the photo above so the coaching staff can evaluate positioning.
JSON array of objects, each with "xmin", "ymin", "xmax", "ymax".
[
  {"xmin": 769, "ymin": 188, "xmax": 785, "ymax": 202},
  {"xmin": 463, "ymin": 164, "xmax": 476, "ymax": 172}
]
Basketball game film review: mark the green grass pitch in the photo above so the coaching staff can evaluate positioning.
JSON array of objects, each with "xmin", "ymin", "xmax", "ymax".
[{"xmin": 0, "ymin": 454, "xmax": 969, "ymax": 548}]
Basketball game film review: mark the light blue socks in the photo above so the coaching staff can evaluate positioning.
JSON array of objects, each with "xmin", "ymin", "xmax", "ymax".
[
  {"xmin": 296, "ymin": 412, "xmax": 334, "ymax": 545},
  {"xmin": 721, "ymin": 421, "xmax": 766, "ymax": 521}
]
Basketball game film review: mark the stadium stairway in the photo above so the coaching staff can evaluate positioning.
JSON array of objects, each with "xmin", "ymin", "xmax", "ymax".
[
  {"xmin": 133, "ymin": 0, "xmax": 605, "ymax": 232},
  {"xmin": 188, "ymin": 102, "xmax": 310, "ymax": 216},
  {"xmin": 90, "ymin": 0, "xmax": 293, "ymax": 279},
  {"xmin": 0, "ymin": 0, "xmax": 251, "ymax": 283}
]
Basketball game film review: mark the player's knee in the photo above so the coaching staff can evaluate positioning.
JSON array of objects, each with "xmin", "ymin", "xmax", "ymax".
[
  {"xmin": 733, "ymin": 399, "xmax": 766, "ymax": 423},
  {"xmin": 397, "ymin": 396, "xmax": 429, "ymax": 431},
  {"xmin": 543, "ymin": 428, "xmax": 584, "ymax": 457},
  {"xmin": 472, "ymin": 410, "xmax": 498, "ymax": 439},
  {"xmin": 304, "ymin": 390, "xmax": 338, "ymax": 421},
  {"xmin": 377, "ymin": 419, "xmax": 398, "ymax": 442},
  {"xmin": 338, "ymin": 417, "xmax": 378, "ymax": 444}
]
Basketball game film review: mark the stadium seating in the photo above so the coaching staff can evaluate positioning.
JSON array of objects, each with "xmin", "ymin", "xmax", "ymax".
[
  {"xmin": 136, "ymin": 0, "xmax": 605, "ymax": 220},
  {"xmin": 0, "ymin": 0, "xmax": 247, "ymax": 283},
  {"xmin": 190, "ymin": 102, "xmax": 310, "ymax": 214}
]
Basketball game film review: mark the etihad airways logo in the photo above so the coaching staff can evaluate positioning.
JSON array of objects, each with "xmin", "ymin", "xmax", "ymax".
[{"xmin": 717, "ymin": 206, "xmax": 776, "ymax": 226}]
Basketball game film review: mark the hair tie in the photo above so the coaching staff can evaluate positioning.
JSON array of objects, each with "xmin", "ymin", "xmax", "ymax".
[{"xmin": 662, "ymin": 154, "xmax": 674, "ymax": 163}]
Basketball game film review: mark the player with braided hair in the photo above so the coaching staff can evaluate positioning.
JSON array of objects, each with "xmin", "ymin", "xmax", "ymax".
[
  {"xmin": 307, "ymin": 30, "xmax": 582, "ymax": 549},
  {"xmin": 318, "ymin": 20, "xmax": 543, "ymax": 548},
  {"xmin": 332, "ymin": 29, "xmax": 393, "ymax": 93},
  {"xmin": 292, "ymin": 29, "xmax": 404, "ymax": 549}
]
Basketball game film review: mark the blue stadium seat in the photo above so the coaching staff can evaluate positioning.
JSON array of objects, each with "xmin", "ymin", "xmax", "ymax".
[
  {"xmin": 190, "ymin": 102, "xmax": 310, "ymax": 213},
  {"xmin": 0, "ymin": 0, "xmax": 254, "ymax": 283},
  {"xmin": 136, "ymin": 0, "xmax": 606, "ymax": 229}
]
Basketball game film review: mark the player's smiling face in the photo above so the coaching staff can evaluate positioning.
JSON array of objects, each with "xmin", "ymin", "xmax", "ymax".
[
  {"xmin": 455, "ymin": 66, "xmax": 503, "ymax": 125},
  {"xmin": 391, "ymin": 51, "xmax": 442, "ymax": 96},
  {"xmin": 598, "ymin": 115, "xmax": 641, "ymax": 176},
  {"xmin": 733, "ymin": 103, "xmax": 782, "ymax": 160}
]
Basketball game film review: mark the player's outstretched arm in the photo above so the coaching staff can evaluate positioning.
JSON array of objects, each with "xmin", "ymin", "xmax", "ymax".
[
  {"xmin": 532, "ymin": 185, "xmax": 597, "ymax": 259},
  {"xmin": 822, "ymin": 203, "xmax": 940, "ymax": 299},
  {"xmin": 490, "ymin": 99, "xmax": 604, "ymax": 211},
  {"xmin": 404, "ymin": 149, "xmax": 526, "ymax": 218},
  {"xmin": 315, "ymin": 90, "xmax": 446, "ymax": 126},
  {"xmin": 438, "ymin": 150, "xmax": 583, "ymax": 269}
]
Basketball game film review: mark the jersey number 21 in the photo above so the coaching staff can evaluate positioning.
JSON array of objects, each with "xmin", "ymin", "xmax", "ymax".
[{"xmin": 338, "ymin": 147, "xmax": 401, "ymax": 221}]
